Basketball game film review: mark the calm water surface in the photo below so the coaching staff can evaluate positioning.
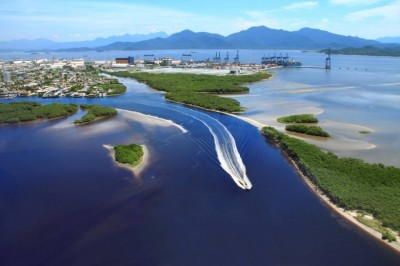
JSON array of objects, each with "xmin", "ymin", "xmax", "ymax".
[{"xmin": 1, "ymin": 52, "xmax": 400, "ymax": 265}]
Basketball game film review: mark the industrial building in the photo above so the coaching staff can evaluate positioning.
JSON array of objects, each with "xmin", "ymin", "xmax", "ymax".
[{"xmin": 115, "ymin": 56, "xmax": 135, "ymax": 65}]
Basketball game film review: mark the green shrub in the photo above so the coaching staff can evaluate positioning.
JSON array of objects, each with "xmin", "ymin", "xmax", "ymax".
[{"xmin": 382, "ymin": 230, "xmax": 397, "ymax": 242}]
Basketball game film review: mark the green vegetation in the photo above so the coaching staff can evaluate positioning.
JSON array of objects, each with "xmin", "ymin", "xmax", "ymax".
[
  {"xmin": 69, "ymin": 85, "xmax": 82, "ymax": 92},
  {"xmin": 356, "ymin": 215, "xmax": 383, "ymax": 232},
  {"xmin": 96, "ymin": 83, "xmax": 127, "ymax": 95},
  {"xmin": 359, "ymin": 131, "xmax": 372, "ymax": 135},
  {"xmin": 277, "ymin": 114, "xmax": 318, "ymax": 124},
  {"xmin": 114, "ymin": 144, "xmax": 144, "ymax": 167},
  {"xmin": 0, "ymin": 101, "xmax": 78, "ymax": 124},
  {"xmin": 74, "ymin": 104, "xmax": 117, "ymax": 124},
  {"xmin": 321, "ymin": 45, "xmax": 400, "ymax": 57},
  {"xmin": 262, "ymin": 126, "xmax": 400, "ymax": 233},
  {"xmin": 109, "ymin": 71, "xmax": 271, "ymax": 112},
  {"xmin": 166, "ymin": 91, "xmax": 243, "ymax": 112},
  {"xmin": 285, "ymin": 124, "xmax": 330, "ymax": 137},
  {"xmin": 382, "ymin": 230, "xmax": 397, "ymax": 242}
]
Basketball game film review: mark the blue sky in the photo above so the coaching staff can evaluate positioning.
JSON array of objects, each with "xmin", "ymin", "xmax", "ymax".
[{"xmin": 1, "ymin": 0, "xmax": 400, "ymax": 41}]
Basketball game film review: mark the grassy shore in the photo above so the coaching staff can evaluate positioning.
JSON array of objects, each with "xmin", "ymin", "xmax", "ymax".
[
  {"xmin": 109, "ymin": 71, "xmax": 271, "ymax": 112},
  {"xmin": 0, "ymin": 102, "xmax": 78, "ymax": 124},
  {"xmin": 261, "ymin": 126, "xmax": 400, "ymax": 237},
  {"xmin": 74, "ymin": 104, "xmax": 117, "ymax": 124}
]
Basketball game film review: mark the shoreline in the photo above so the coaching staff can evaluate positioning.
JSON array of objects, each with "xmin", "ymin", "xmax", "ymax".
[
  {"xmin": 262, "ymin": 131, "xmax": 400, "ymax": 253},
  {"xmin": 118, "ymin": 74, "xmax": 400, "ymax": 252},
  {"xmin": 103, "ymin": 144, "xmax": 149, "ymax": 176}
]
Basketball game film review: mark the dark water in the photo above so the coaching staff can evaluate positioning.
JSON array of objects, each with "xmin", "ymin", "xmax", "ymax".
[{"xmin": 1, "ymin": 78, "xmax": 400, "ymax": 265}]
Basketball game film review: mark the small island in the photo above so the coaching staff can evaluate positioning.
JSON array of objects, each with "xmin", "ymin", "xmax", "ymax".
[
  {"xmin": 104, "ymin": 143, "xmax": 148, "ymax": 176},
  {"xmin": 277, "ymin": 114, "xmax": 329, "ymax": 137},
  {"xmin": 277, "ymin": 114, "xmax": 318, "ymax": 124},
  {"xmin": 285, "ymin": 124, "xmax": 330, "ymax": 137},
  {"xmin": 114, "ymin": 144, "xmax": 144, "ymax": 167},
  {"xmin": 0, "ymin": 101, "xmax": 78, "ymax": 124},
  {"xmin": 109, "ymin": 71, "xmax": 271, "ymax": 113},
  {"xmin": 74, "ymin": 104, "xmax": 117, "ymax": 124}
]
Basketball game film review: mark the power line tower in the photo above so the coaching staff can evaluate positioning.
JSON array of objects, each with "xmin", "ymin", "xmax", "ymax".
[{"xmin": 325, "ymin": 48, "xmax": 331, "ymax": 69}]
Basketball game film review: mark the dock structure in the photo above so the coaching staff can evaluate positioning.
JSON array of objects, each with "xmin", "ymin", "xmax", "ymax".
[
  {"xmin": 213, "ymin": 52, "xmax": 221, "ymax": 63},
  {"xmin": 261, "ymin": 53, "xmax": 301, "ymax": 67},
  {"xmin": 224, "ymin": 52, "xmax": 229, "ymax": 64},
  {"xmin": 233, "ymin": 50, "xmax": 240, "ymax": 64}
]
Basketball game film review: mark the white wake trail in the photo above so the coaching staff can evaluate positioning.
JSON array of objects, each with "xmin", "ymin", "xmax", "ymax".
[{"xmin": 133, "ymin": 100, "xmax": 252, "ymax": 190}]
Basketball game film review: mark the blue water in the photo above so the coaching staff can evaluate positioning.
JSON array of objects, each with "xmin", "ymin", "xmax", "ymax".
[{"xmin": 1, "ymin": 53, "xmax": 400, "ymax": 265}]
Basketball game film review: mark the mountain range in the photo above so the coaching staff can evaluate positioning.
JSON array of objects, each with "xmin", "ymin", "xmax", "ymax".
[
  {"xmin": 0, "ymin": 26, "xmax": 393, "ymax": 52},
  {"xmin": 0, "ymin": 32, "xmax": 168, "ymax": 51},
  {"xmin": 376, "ymin": 36, "xmax": 400, "ymax": 44}
]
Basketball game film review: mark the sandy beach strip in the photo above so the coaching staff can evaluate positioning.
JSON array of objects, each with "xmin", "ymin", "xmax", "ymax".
[
  {"xmin": 288, "ymin": 155, "xmax": 400, "ymax": 252},
  {"xmin": 103, "ymin": 144, "xmax": 149, "ymax": 176},
  {"xmin": 117, "ymin": 108, "xmax": 187, "ymax": 133}
]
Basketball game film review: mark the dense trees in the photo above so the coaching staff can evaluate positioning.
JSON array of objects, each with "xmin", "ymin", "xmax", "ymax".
[
  {"xmin": 262, "ymin": 126, "xmax": 400, "ymax": 233},
  {"xmin": 166, "ymin": 91, "xmax": 243, "ymax": 112},
  {"xmin": 74, "ymin": 104, "xmax": 117, "ymax": 124},
  {"xmin": 114, "ymin": 144, "xmax": 144, "ymax": 167},
  {"xmin": 285, "ymin": 124, "xmax": 330, "ymax": 137},
  {"xmin": 110, "ymin": 71, "xmax": 271, "ymax": 112},
  {"xmin": 277, "ymin": 114, "xmax": 318, "ymax": 124},
  {"xmin": 0, "ymin": 102, "xmax": 78, "ymax": 124}
]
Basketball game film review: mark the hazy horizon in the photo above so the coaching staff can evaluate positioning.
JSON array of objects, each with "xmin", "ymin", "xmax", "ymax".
[{"xmin": 1, "ymin": 0, "xmax": 400, "ymax": 42}]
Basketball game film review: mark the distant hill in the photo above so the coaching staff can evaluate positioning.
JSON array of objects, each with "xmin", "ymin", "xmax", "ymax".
[
  {"xmin": 376, "ymin": 36, "xmax": 400, "ymax": 44},
  {"xmin": 98, "ymin": 26, "xmax": 384, "ymax": 51},
  {"xmin": 100, "ymin": 30, "xmax": 230, "ymax": 50},
  {"xmin": 0, "ymin": 32, "xmax": 168, "ymax": 51},
  {"xmin": 225, "ymin": 26, "xmax": 318, "ymax": 49},
  {"xmin": 0, "ymin": 26, "xmax": 387, "ymax": 51},
  {"xmin": 294, "ymin": 28, "xmax": 380, "ymax": 48}
]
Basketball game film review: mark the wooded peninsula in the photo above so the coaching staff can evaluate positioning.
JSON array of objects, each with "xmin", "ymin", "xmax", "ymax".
[
  {"xmin": 262, "ymin": 126, "xmax": 400, "ymax": 241},
  {"xmin": 109, "ymin": 71, "xmax": 271, "ymax": 112},
  {"xmin": 0, "ymin": 101, "xmax": 78, "ymax": 124}
]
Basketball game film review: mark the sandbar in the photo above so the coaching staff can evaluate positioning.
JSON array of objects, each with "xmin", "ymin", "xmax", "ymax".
[{"xmin": 118, "ymin": 109, "xmax": 187, "ymax": 133}]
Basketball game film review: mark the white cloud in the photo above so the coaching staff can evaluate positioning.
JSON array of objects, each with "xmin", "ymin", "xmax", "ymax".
[
  {"xmin": 329, "ymin": 0, "xmax": 383, "ymax": 6},
  {"xmin": 284, "ymin": 1, "xmax": 319, "ymax": 10},
  {"xmin": 346, "ymin": 0, "xmax": 400, "ymax": 20}
]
